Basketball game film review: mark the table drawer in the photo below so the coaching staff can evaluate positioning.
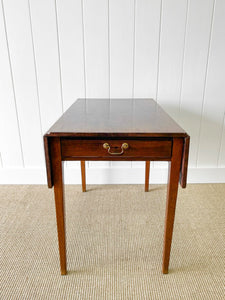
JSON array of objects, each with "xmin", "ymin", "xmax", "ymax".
[{"xmin": 61, "ymin": 138, "xmax": 172, "ymax": 160}]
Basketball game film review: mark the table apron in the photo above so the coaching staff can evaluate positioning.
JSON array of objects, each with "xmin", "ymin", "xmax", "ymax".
[
  {"xmin": 60, "ymin": 138, "xmax": 172, "ymax": 161},
  {"xmin": 62, "ymin": 157, "xmax": 171, "ymax": 161}
]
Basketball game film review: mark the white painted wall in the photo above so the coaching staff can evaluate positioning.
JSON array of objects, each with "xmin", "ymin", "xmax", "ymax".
[{"xmin": 0, "ymin": 0, "xmax": 224, "ymax": 184}]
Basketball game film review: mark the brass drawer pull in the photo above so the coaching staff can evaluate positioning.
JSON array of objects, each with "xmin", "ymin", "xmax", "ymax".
[{"xmin": 103, "ymin": 142, "xmax": 129, "ymax": 155}]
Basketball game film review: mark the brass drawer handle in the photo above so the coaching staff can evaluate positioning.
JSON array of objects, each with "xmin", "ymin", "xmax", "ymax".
[{"xmin": 103, "ymin": 142, "xmax": 129, "ymax": 155}]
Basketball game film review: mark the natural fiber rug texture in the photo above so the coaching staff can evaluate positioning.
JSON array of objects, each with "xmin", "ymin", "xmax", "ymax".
[{"xmin": 1, "ymin": 184, "xmax": 224, "ymax": 299}]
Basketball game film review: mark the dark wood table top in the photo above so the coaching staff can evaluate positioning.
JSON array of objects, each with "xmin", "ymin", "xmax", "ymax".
[
  {"xmin": 44, "ymin": 99, "xmax": 189, "ymax": 189},
  {"xmin": 45, "ymin": 99, "xmax": 188, "ymax": 138}
]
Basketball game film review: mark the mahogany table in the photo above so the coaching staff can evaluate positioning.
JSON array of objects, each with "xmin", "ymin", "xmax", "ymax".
[{"xmin": 44, "ymin": 99, "xmax": 190, "ymax": 275}]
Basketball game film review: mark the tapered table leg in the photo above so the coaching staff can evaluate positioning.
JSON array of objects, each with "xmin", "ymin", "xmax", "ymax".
[
  {"xmin": 145, "ymin": 161, "xmax": 150, "ymax": 192},
  {"xmin": 162, "ymin": 138, "xmax": 183, "ymax": 274},
  {"xmin": 81, "ymin": 161, "xmax": 86, "ymax": 192},
  {"xmin": 51, "ymin": 138, "xmax": 67, "ymax": 275}
]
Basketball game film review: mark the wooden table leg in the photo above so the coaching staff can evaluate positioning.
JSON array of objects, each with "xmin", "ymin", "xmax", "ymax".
[
  {"xmin": 162, "ymin": 138, "xmax": 183, "ymax": 274},
  {"xmin": 81, "ymin": 161, "xmax": 86, "ymax": 192},
  {"xmin": 145, "ymin": 161, "xmax": 150, "ymax": 192},
  {"xmin": 51, "ymin": 138, "xmax": 67, "ymax": 275}
]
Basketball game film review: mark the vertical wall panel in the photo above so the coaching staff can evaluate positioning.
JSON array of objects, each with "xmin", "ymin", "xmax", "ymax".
[
  {"xmin": 29, "ymin": 0, "xmax": 63, "ymax": 134},
  {"xmin": 157, "ymin": 0, "xmax": 188, "ymax": 120},
  {"xmin": 83, "ymin": 0, "xmax": 109, "ymax": 168},
  {"xmin": 134, "ymin": 0, "xmax": 161, "ymax": 98},
  {"xmin": 0, "ymin": 3, "xmax": 23, "ymax": 167},
  {"xmin": 0, "ymin": 153, "xmax": 2, "ymax": 167},
  {"xmin": 109, "ymin": 0, "xmax": 135, "ymax": 98},
  {"xmin": 109, "ymin": 0, "xmax": 135, "ymax": 168},
  {"xmin": 83, "ymin": 0, "xmax": 109, "ymax": 98},
  {"xmin": 56, "ymin": 0, "xmax": 85, "ymax": 170},
  {"xmin": 3, "ymin": 0, "xmax": 44, "ymax": 167},
  {"xmin": 218, "ymin": 113, "xmax": 225, "ymax": 167},
  {"xmin": 154, "ymin": 0, "xmax": 188, "ymax": 169},
  {"xmin": 132, "ymin": 0, "xmax": 161, "ymax": 168},
  {"xmin": 197, "ymin": 0, "xmax": 225, "ymax": 167},
  {"xmin": 179, "ymin": 0, "xmax": 215, "ymax": 167},
  {"xmin": 56, "ymin": 0, "xmax": 85, "ymax": 111}
]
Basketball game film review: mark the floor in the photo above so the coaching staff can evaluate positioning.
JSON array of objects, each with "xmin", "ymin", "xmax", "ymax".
[{"xmin": 1, "ymin": 184, "xmax": 224, "ymax": 299}]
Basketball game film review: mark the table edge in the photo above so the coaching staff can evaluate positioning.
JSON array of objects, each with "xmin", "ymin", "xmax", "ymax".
[
  {"xmin": 44, "ymin": 132, "xmax": 188, "ymax": 138},
  {"xmin": 44, "ymin": 134, "xmax": 190, "ymax": 189}
]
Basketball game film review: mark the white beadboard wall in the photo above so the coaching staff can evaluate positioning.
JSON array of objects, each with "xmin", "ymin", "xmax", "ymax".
[{"xmin": 0, "ymin": 0, "xmax": 225, "ymax": 184}]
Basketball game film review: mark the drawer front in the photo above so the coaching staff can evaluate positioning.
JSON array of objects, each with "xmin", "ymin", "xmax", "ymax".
[{"xmin": 61, "ymin": 138, "xmax": 172, "ymax": 160}]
